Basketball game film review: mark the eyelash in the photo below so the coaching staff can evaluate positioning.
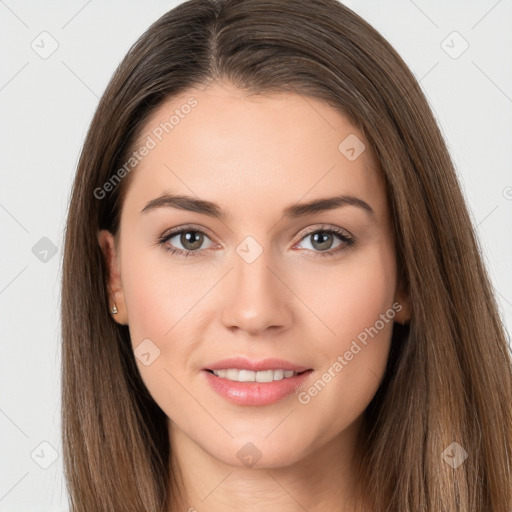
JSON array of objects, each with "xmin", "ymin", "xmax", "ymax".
[{"xmin": 157, "ymin": 224, "xmax": 356, "ymax": 259}]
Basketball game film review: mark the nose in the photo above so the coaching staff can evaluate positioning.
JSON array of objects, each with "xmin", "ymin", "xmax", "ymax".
[{"xmin": 220, "ymin": 244, "xmax": 293, "ymax": 335}]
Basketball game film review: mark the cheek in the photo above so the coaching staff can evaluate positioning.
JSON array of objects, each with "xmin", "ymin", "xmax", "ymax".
[
  {"xmin": 120, "ymin": 240, "xmax": 211, "ymax": 346},
  {"xmin": 118, "ymin": 239, "xmax": 223, "ymax": 395},
  {"xmin": 119, "ymin": 245, "xmax": 210, "ymax": 419},
  {"xmin": 300, "ymin": 241, "xmax": 397, "ymax": 346},
  {"xmin": 293, "ymin": 242, "xmax": 398, "ymax": 426}
]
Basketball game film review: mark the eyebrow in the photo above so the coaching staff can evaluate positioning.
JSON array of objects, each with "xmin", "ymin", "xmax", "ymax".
[{"xmin": 140, "ymin": 192, "xmax": 375, "ymax": 220}]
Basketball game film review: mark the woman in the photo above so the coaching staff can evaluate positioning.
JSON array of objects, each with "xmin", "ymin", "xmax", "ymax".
[{"xmin": 61, "ymin": 0, "xmax": 512, "ymax": 510}]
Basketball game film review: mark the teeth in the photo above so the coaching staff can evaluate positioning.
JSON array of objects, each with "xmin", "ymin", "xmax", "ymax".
[{"xmin": 211, "ymin": 369, "xmax": 299, "ymax": 382}]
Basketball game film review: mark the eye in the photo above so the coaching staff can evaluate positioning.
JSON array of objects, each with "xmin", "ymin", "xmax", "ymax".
[
  {"xmin": 294, "ymin": 225, "xmax": 355, "ymax": 258},
  {"xmin": 157, "ymin": 226, "xmax": 217, "ymax": 258}
]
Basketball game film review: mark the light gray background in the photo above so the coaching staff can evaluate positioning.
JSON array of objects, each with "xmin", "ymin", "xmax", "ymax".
[{"xmin": 1, "ymin": 0, "xmax": 511, "ymax": 510}]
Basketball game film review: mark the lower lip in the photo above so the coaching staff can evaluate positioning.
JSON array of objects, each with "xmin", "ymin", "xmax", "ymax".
[{"xmin": 202, "ymin": 369, "xmax": 313, "ymax": 406}]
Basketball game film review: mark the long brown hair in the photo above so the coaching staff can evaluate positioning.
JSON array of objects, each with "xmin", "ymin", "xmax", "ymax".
[{"xmin": 61, "ymin": 1, "xmax": 512, "ymax": 510}]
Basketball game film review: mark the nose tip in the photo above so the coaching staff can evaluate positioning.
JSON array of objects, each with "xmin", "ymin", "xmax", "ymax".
[{"xmin": 219, "ymin": 252, "xmax": 293, "ymax": 335}]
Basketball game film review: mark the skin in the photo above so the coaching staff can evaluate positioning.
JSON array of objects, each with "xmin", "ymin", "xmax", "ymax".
[{"xmin": 98, "ymin": 81, "xmax": 411, "ymax": 512}]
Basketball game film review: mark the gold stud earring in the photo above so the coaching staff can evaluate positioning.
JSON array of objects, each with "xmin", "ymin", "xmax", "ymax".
[{"xmin": 111, "ymin": 303, "xmax": 118, "ymax": 314}]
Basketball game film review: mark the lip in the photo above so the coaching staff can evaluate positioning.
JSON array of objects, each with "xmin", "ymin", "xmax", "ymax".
[
  {"xmin": 203, "ymin": 356, "xmax": 311, "ymax": 373},
  {"xmin": 202, "ymin": 369, "xmax": 313, "ymax": 406},
  {"xmin": 201, "ymin": 356, "xmax": 313, "ymax": 406}
]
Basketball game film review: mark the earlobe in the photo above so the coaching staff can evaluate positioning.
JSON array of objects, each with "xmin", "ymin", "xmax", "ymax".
[
  {"xmin": 393, "ymin": 284, "xmax": 412, "ymax": 325},
  {"xmin": 97, "ymin": 229, "xmax": 128, "ymax": 325}
]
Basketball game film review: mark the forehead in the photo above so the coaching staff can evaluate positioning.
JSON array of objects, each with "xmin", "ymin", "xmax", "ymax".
[{"xmin": 121, "ymin": 81, "xmax": 386, "ymax": 218}]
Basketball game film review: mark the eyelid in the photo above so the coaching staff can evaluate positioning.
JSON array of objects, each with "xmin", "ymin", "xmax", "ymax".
[
  {"xmin": 160, "ymin": 223, "xmax": 218, "ymax": 242},
  {"xmin": 292, "ymin": 223, "xmax": 353, "ymax": 245}
]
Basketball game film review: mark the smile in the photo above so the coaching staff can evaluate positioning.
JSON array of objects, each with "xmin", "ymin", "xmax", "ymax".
[{"xmin": 207, "ymin": 368, "xmax": 300, "ymax": 382}]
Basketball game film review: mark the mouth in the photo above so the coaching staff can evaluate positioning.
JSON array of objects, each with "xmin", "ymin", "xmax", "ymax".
[
  {"xmin": 202, "ymin": 367, "xmax": 314, "ymax": 406},
  {"xmin": 204, "ymin": 368, "xmax": 310, "ymax": 383},
  {"xmin": 201, "ymin": 357, "xmax": 313, "ymax": 405}
]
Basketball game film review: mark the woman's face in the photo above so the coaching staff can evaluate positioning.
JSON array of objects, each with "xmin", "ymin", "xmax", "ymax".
[{"xmin": 99, "ymin": 81, "xmax": 408, "ymax": 469}]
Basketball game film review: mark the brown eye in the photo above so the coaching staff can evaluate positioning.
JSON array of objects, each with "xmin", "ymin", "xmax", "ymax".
[
  {"xmin": 158, "ymin": 226, "xmax": 216, "ymax": 258},
  {"xmin": 295, "ymin": 226, "xmax": 355, "ymax": 258},
  {"xmin": 177, "ymin": 230, "xmax": 204, "ymax": 251}
]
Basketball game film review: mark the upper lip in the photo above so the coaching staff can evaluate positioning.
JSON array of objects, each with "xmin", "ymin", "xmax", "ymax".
[{"xmin": 204, "ymin": 357, "xmax": 311, "ymax": 373}]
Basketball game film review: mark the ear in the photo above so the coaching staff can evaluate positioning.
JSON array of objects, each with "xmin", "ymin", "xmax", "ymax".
[
  {"xmin": 97, "ymin": 230, "xmax": 128, "ymax": 325},
  {"xmin": 393, "ymin": 281, "xmax": 412, "ymax": 325}
]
